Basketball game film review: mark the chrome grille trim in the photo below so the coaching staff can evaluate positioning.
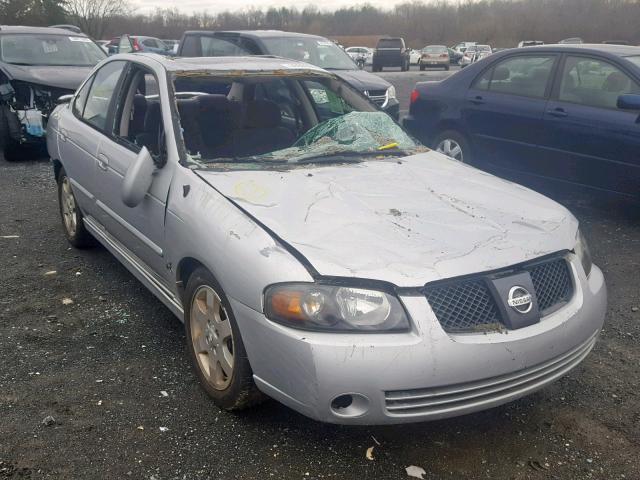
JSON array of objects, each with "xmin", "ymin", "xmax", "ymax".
[{"xmin": 384, "ymin": 332, "xmax": 597, "ymax": 416}]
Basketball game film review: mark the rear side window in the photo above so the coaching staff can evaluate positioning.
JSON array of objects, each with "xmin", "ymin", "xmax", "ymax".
[
  {"xmin": 82, "ymin": 60, "xmax": 126, "ymax": 131},
  {"xmin": 200, "ymin": 36, "xmax": 253, "ymax": 56},
  {"xmin": 474, "ymin": 55, "xmax": 556, "ymax": 98},
  {"xmin": 558, "ymin": 55, "xmax": 640, "ymax": 109},
  {"xmin": 142, "ymin": 38, "xmax": 159, "ymax": 48}
]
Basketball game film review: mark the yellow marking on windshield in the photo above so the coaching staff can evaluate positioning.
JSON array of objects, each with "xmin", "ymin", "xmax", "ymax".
[{"xmin": 377, "ymin": 142, "xmax": 399, "ymax": 151}]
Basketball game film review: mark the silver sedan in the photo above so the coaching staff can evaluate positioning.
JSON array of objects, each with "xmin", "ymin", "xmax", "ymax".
[{"xmin": 47, "ymin": 53, "xmax": 606, "ymax": 424}]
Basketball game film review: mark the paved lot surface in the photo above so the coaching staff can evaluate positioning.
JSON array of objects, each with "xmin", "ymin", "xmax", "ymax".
[
  {"xmin": 373, "ymin": 66, "xmax": 457, "ymax": 116},
  {"xmin": 1, "ymin": 70, "xmax": 639, "ymax": 479}
]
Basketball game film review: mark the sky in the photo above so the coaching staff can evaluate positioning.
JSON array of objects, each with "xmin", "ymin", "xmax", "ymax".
[{"xmin": 133, "ymin": 0, "xmax": 415, "ymax": 15}]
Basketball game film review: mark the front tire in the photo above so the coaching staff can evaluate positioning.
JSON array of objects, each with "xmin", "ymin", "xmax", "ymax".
[
  {"xmin": 433, "ymin": 130, "xmax": 472, "ymax": 164},
  {"xmin": 184, "ymin": 267, "xmax": 264, "ymax": 411},
  {"xmin": 57, "ymin": 168, "xmax": 94, "ymax": 248}
]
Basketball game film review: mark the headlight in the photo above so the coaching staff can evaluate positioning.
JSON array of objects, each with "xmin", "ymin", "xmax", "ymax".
[
  {"xmin": 574, "ymin": 230, "xmax": 593, "ymax": 277},
  {"xmin": 264, "ymin": 283, "xmax": 410, "ymax": 332},
  {"xmin": 386, "ymin": 86, "xmax": 396, "ymax": 99}
]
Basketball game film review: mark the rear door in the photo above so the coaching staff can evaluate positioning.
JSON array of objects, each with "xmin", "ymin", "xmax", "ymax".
[
  {"xmin": 57, "ymin": 60, "xmax": 127, "ymax": 218},
  {"xmin": 461, "ymin": 53, "xmax": 558, "ymax": 172},
  {"xmin": 540, "ymin": 54, "xmax": 640, "ymax": 195}
]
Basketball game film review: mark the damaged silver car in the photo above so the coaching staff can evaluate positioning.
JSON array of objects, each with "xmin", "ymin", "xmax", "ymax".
[
  {"xmin": 47, "ymin": 54, "xmax": 607, "ymax": 424},
  {"xmin": 0, "ymin": 26, "xmax": 105, "ymax": 160}
]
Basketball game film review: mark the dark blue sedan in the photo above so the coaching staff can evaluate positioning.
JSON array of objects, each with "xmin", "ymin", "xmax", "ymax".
[{"xmin": 403, "ymin": 44, "xmax": 640, "ymax": 199}]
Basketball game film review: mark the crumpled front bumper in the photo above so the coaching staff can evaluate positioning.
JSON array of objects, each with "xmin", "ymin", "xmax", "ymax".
[{"xmin": 232, "ymin": 257, "xmax": 606, "ymax": 425}]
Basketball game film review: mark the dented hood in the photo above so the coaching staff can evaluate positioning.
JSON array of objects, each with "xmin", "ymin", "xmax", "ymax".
[
  {"xmin": 197, "ymin": 152, "xmax": 578, "ymax": 287},
  {"xmin": 0, "ymin": 63, "xmax": 91, "ymax": 90}
]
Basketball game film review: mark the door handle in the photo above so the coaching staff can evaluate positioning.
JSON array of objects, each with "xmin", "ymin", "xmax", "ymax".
[
  {"xmin": 469, "ymin": 95, "xmax": 485, "ymax": 105},
  {"xmin": 547, "ymin": 107, "xmax": 568, "ymax": 118},
  {"xmin": 59, "ymin": 128, "xmax": 68, "ymax": 143},
  {"xmin": 97, "ymin": 153, "xmax": 110, "ymax": 171}
]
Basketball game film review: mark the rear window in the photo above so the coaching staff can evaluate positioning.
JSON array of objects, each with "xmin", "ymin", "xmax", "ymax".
[
  {"xmin": 625, "ymin": 56, "xmax": 640, "ymax": 67},
  {"xmin": 422, "ymin": 46, "xmax": 447, "ymax": 54},
  {"xmin": 378, "ymin": 39, "xmax": 402, "ymax": 49}
]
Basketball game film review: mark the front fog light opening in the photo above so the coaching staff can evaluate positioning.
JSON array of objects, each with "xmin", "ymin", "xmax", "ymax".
[{"xmin": 330, "ymin": 393, "xmax": 370, "ymax": 418}]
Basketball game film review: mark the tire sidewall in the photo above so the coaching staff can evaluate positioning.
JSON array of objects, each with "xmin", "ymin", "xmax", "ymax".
[{"xmin": 183, "ymin": 267, "xmax": 254, "ymax": 409}]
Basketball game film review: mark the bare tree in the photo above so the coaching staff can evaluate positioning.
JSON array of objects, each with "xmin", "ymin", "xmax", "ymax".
[{"xmin": 65, "ymin": 0, "xmax": 130, "ymax": 39}]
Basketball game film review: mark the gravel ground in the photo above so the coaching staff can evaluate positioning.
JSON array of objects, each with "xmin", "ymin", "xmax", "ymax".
[{"xmin": 1, "ymin": 70, "xmax": 639, "ymax": 479}]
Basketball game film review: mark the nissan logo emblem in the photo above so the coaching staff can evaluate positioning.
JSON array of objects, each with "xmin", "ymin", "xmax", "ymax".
[{"xmin": 507, "ymin": 286, "xmax": 533, "ymax": 314}]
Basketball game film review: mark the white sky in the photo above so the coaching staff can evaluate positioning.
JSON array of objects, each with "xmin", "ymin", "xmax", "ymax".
[{"xmin": 132, "ymin": 0, "xmax": 415, "ymax": 15}]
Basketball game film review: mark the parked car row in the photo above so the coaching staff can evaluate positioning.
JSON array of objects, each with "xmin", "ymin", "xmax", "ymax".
[{"xmin": 0, "ymin": 23, "xmax": 622, "ymax": 429}]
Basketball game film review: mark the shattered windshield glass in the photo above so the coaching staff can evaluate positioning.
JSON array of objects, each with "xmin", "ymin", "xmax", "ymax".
[
  {"xmin": 256, "ymin": 111, "xmax": 420, "ymax": 164},
  {"xmin": 174, "ymin": 73, "xmax": 425, "ymax": 170}
]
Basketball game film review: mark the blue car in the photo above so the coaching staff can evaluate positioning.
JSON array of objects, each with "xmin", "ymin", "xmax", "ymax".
[{"xmin": 403, "ymin": 44, "xmax": 640, "ymax": 200}]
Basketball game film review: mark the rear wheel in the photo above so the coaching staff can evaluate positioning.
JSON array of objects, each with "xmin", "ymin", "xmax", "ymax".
[
  {"xmin": 57, "ymin": 168, "xmax": 94, "ymax": 248},
  {"xmin": 184, "ymin": 267, "xmax": 265, "ymax": 411},
  {"xmin": 433, "ymin": 130, "xmax": 471, "ymax": 164},
  {"xmin": 419, "ymin": 63, "xmax": 425, "ymax": 71}
]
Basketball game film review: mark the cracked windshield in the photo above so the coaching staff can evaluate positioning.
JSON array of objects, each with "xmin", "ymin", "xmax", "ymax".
[{"xmin": 173, "ymin": 74, "xmax": 424, "ymax": 168}]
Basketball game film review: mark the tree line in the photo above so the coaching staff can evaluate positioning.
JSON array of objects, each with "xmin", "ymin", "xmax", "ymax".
[{"xmin": 1, "ymin": 0, "xmax": 639, "ymax": 48}]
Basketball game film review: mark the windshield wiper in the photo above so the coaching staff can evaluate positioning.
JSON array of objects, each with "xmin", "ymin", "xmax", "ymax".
[{"xmin": 297, "ymin": 149, "xmax": 409, "ymax": 164}]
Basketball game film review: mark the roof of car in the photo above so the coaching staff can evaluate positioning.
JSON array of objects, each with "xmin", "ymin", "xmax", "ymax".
[
  {"xmin": 182, "ymin": 30, "xmax": 324, "ymax": 40},
  {"xmin": 0, "ymin": 25, "xmax": 88, "ymax": 36},
  {"xmin": 517, "ymin": 43, "xmax": 640, "ymax": 56},
  {"xmin": 123, "ymin": 53, "xmax": 332, "ymax": 74}
]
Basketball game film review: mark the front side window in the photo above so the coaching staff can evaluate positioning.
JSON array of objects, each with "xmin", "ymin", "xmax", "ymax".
[
  {"xmin": 0, "ymin": 34, "xmax": 105, "ymax": 67},
  {"xmin": 72, "ymin": 78, "xmax": 93, "ymax": 118},
  {"xmin": 112, "ymin": 67, "xmax": 164, "ymax": 157},
  {"xmin": 474, "ymin": 55, "xmax": 555, "ymax": 98},
  {"xmin": 558, "ymin": 55, "xmax": 640, "ymax": 109},
  {"xmin": 82, "ymin": 60, "xmax": 126, "ymax": 131}
]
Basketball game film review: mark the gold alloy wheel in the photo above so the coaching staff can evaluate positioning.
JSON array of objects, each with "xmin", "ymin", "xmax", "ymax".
[{"xmin": 190, "ymin": 285, "xmax": 235, "ymax": 390}]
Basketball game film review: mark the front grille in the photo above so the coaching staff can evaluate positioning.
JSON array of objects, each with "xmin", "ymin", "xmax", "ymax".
[
  {"xmin": 384, "ymin": 331, "xmax": 597, "ymax": 418},
  {"xmin": 424, "ymin": 256, "xmax": 573, "ymax": 333},
  {"xmin": 365, "ymin": 90, "xmax": 387, "ymax": 107},
  {"xmin": 530, "ymin": 259, "xmax": 571, "ymax": 312},
  {"xmin": 423, "ymin": 280, "xmax": 501, "ymax": 332}
]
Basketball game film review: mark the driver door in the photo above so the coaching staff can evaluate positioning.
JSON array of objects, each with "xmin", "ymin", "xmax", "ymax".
[{"xmin": 93, "ymin": 63, "xmax": 175, "ymax": 280}]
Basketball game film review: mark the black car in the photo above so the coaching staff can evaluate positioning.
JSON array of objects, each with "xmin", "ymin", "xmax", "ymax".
[
  {"xmin": 403, "ymin": 44, "xmax": 640, "ymax": 200},
  {"xmin": 372, "ymin": 37, "xmax": 410, "ymax": 72},
  {"xmin": 177, "ymin": 30, "xmax": 399, "ymax": 118},
  {"xmin": 0, "ymin": 26, "xmax": 106, "ymax": 160}
]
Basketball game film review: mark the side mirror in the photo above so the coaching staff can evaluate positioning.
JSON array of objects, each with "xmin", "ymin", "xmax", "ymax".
[
  {"xmin": 56, "ymin": 94, "xmax": 74, "ymax": 104},
  {"xmin": 122, "ymin": 146, "xmax": 155, "ymax": 208},
  {"xmin": 617, "ymin": 93, "xmax": 640, "ymax": 110}
]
